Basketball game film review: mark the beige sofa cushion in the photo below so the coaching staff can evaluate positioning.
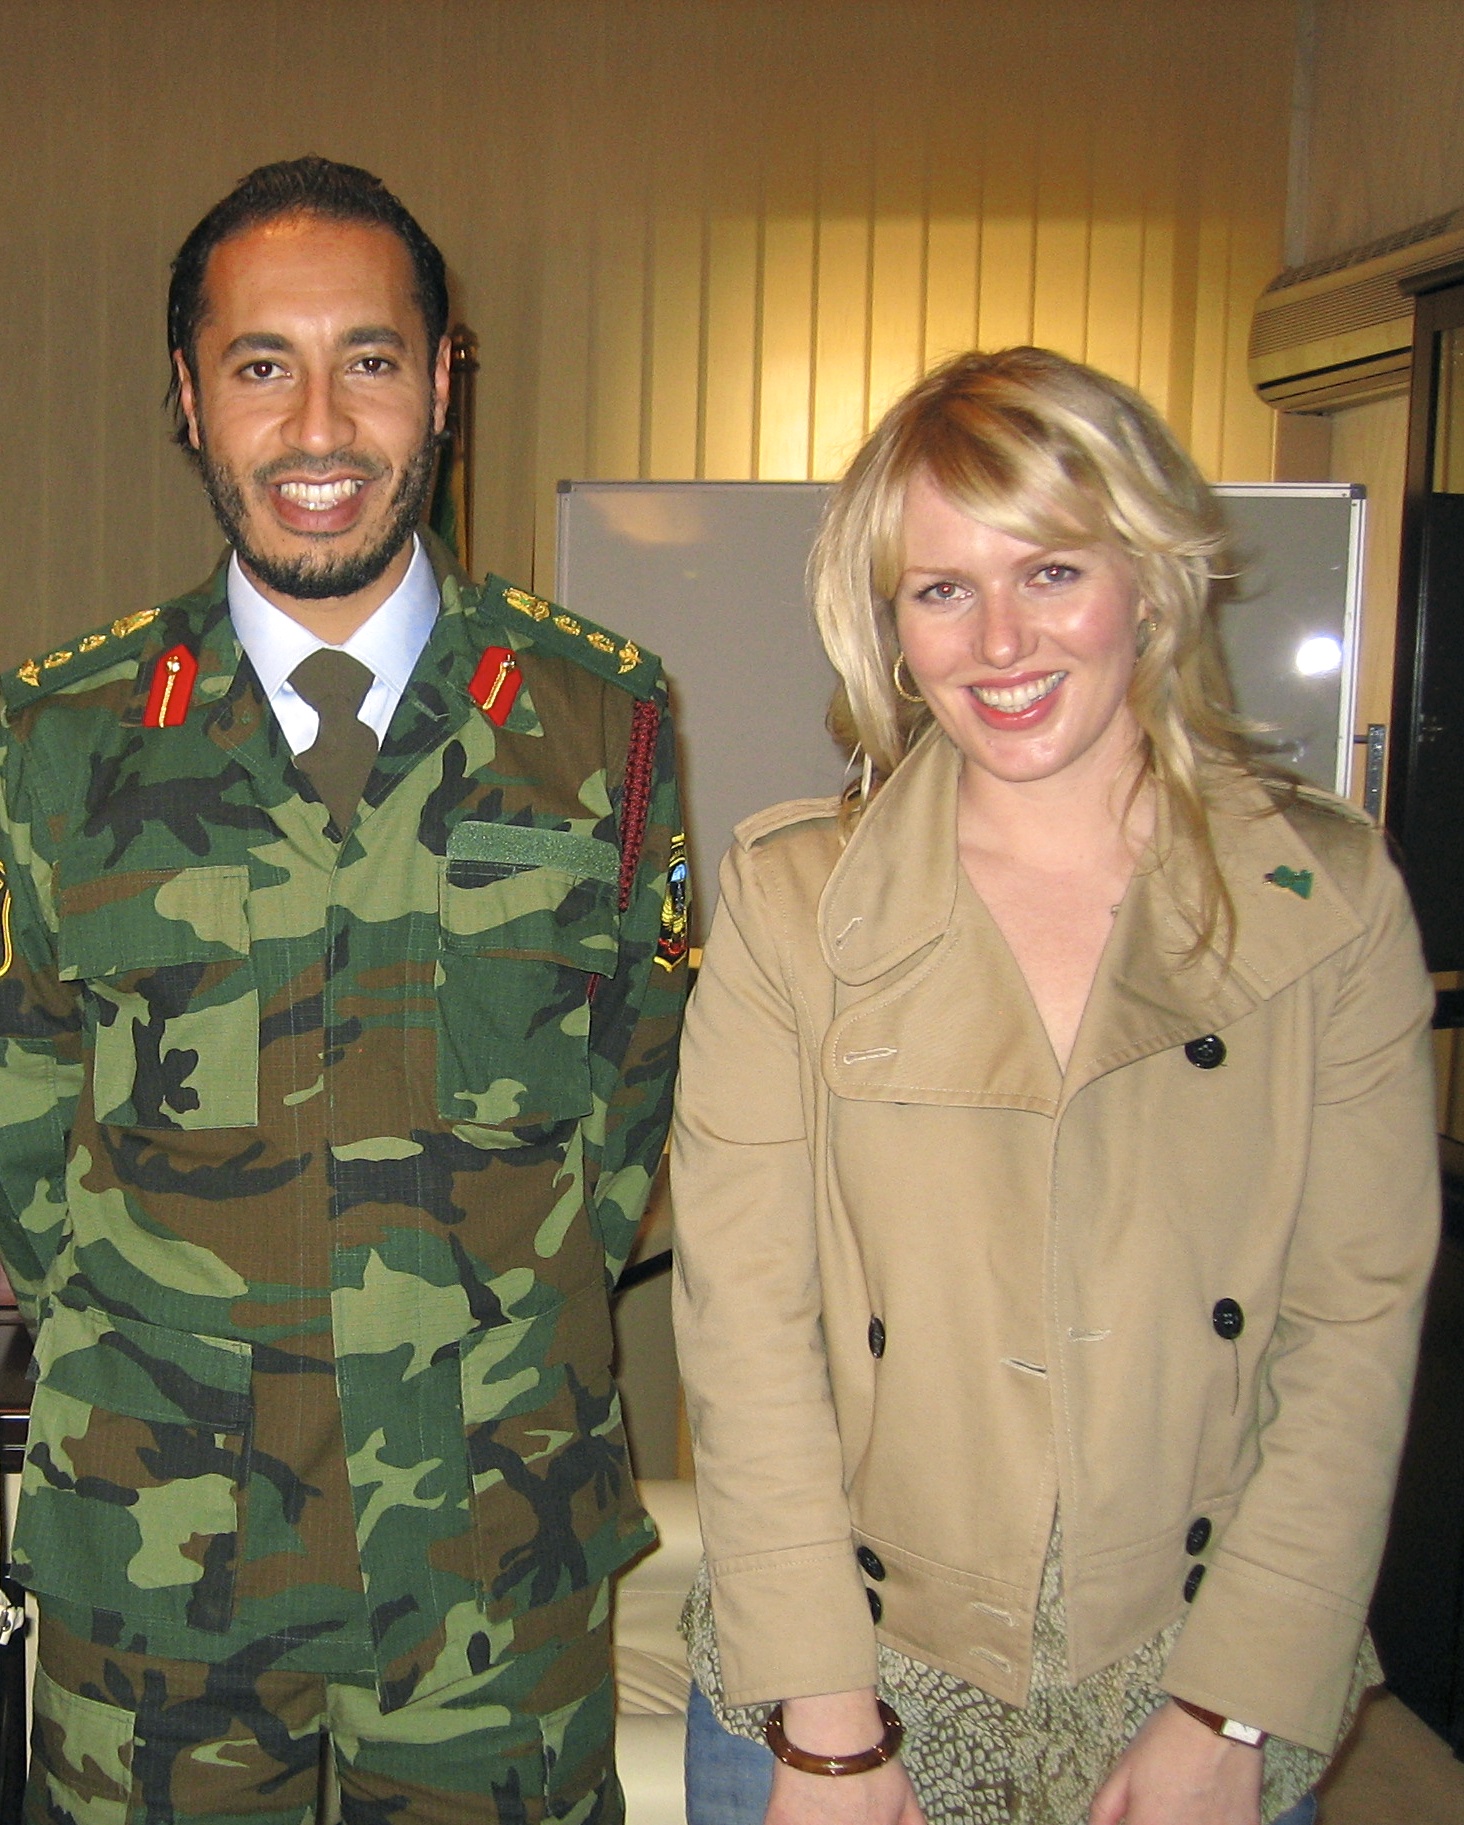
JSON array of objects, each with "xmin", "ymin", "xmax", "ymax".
[
  {"xmin": 615, "ymin": 1479, "xmax": 699, "ymax": 1716},
  {"xmin": 615, "ymin": 1480, "xmax": 700, "ymax": 1823}
]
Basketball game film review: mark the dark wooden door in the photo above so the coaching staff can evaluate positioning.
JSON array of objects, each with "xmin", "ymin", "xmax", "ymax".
[{"xmin": 1389, "ymin": 278, "xmax": 1464, "ymax": 970}]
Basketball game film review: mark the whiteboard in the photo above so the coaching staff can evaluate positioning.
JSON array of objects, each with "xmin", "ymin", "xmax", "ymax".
[
  {"xmin": 557, "ymin": 480, "xmax": 1365, "ymax": 937},
  {"xmin": 557, "ymin": 483, "xmax": 842, "ymax": 942},
  {"xmin": 1212, "ymin": 483, "xmax": 1365, "ymax": 797}
]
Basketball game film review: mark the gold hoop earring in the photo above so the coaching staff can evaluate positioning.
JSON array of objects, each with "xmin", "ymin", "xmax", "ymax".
[
  {"xmin": 1136, "ymin": 615, "xmax": 1159, "ymax": 656},
  {"xmin": 892, "ymin": 652, "xmax": 923, "ymax": 703}
]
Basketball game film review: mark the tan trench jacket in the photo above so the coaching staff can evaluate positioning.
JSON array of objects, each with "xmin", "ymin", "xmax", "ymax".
[{"xmin": 671, "ymin": 732, "xmax": 1439, "ymax": 1754}]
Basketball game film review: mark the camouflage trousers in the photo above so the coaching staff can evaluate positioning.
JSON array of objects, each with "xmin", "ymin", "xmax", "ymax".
[{"xmin": 26, "ymin": 1597, "xmax": 622, "ymax": 1825}]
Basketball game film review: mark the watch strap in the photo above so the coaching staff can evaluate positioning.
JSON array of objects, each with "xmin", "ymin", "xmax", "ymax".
[{"xmin": 1172, "ymin": 1697, "xmax": 1268, "ymax": 1748}]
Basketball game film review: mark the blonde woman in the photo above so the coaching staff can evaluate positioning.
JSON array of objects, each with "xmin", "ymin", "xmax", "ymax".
[{"xmin": 671, "ymin": 348, "xmax": 1438, "ymax": 1825}]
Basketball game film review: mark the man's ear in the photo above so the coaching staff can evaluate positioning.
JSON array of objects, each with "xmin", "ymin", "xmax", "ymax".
[
  {"xmin": 174, "ymin": 350, "xmax": 202, "ymax": 451},
  {"xmin": 431, "ymin": 335, "xmax": 452, "ymax": 438}
]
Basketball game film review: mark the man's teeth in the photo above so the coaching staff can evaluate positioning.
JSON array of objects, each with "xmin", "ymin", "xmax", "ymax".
[
  {"xmin": 277, "ymin": 479, "xmax": 365, "ymax": 511},
  {"xmin": 971, "ymin": 671, "xmax": 1065, "ymax": 711}
]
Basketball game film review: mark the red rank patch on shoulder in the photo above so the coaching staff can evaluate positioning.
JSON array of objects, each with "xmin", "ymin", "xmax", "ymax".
[
  {"xmin": 468, "ymin": 646, "xmax": 522, "ymax": 726},
  {"xmin": 143, "ymin": 644, "xmax": 198, "ymax": 728}
]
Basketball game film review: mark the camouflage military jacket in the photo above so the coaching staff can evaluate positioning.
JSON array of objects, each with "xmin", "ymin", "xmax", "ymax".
[{"xmin": 0, "ymin": 554, "xmax": 687, "ymax": 1711}]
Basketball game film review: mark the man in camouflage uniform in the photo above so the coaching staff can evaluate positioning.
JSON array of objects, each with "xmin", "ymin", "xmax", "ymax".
[{"xmin": 0, "ymin": 158, "xmax": 686, "ymax": 1824}]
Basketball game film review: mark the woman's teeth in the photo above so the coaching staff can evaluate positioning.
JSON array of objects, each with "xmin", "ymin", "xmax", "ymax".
[
  {"xmin": 277, "ymin": 479, "xmax": 365, "ymax": 511},
  {"xmin": 971, "ymin": 671, "xmax": 1065, "ymax": 712}
]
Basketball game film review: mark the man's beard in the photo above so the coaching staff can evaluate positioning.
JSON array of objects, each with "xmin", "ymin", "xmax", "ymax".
[{"xmin": 196, "ymin": 424, "xmax": 440, "ymax": 602}]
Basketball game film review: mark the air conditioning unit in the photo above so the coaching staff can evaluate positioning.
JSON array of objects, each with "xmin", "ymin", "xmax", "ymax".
[{"xmin": 1250, "ymin": 208, "xmax": 1464, "ymax": 412}]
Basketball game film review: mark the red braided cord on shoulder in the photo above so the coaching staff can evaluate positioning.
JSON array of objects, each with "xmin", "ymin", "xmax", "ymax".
[{"xmin": 618, "ymin": 698, "xmax": 661, "ymax": 913}]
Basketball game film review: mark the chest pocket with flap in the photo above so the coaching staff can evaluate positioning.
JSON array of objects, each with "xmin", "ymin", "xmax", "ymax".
[
  {"xmin": 57, "ymin": 865, "xmax": 258, "ymax": 1131},
  {"xmin": 437, "ymin": 822, "xmax": 620, "ymax": 1130}
]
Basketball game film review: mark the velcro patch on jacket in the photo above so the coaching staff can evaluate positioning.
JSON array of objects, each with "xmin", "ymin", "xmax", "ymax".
[{"xmin": 447, "ymin": 821, "xmax": 620, "ymax": 884}]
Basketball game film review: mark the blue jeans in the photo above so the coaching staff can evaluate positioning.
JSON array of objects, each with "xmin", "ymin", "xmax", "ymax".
[
  {"xmin": 684, "ymin": 1682, "xmax": 1319, "ymax": 1825},
  {"xmin": 685, "ymin": 1685, "xmax": 774, "ymax": 1825}
]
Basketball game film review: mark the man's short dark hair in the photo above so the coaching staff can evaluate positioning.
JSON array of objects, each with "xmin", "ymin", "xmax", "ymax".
[{"xmin": 166, "ymin": 155, "xmax": 450, "ymax": 449}]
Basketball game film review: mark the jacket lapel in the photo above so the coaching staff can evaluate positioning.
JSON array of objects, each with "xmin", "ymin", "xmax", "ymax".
[
  {"xmin": 116, "ymin": 550, "xmax": 549, "ymax": 855},
  {"xmin": 820, "ymin": 733, "xmax": 1062, "ymax": 1113},
  {"xmin": 121, "ymin": 567, "xmax": 302, "ymax": 819},
  {"xmin": 1061, "ymin": 779, "xmax": 1366, "ymax": 1101},
  {"xmin": 367, "ymin": 575, "xmax": 476, "ymax": 791},
  {"xmin": 820, "ymin": 736, "xmax": 1367, "ymax": 1115},
  {"xmin": 361, "ymin": 569, "xmax": 547, "ymax": 825},
  {"xmin": 172, "ymin": 579, "xmax": 341, "ymax": 855}
]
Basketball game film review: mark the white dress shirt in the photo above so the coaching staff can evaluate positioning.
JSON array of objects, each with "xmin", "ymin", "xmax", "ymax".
[{"xmin": 226, "ymin": 535, "xmax": 440, "ymax": 757}]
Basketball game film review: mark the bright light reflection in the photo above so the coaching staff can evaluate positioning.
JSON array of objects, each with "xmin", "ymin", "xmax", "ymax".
[{"xmin": 1295, "ymin": 635, "xmax": 1342, "ymax": 678}]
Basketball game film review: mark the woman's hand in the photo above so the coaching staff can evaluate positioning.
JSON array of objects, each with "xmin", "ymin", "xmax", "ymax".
[
  {"xmin": 763, "ymin": 1691, "xmax": 926, "ymax": 1825},
  {"xmin": 1088, "ymin": 1700, "xmax": 1263, "ymax": 1825}
]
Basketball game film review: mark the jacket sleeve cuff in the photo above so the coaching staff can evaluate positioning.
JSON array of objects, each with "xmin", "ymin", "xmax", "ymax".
[
  {"xmin": 1161, "ymin": 1549, "xmax": 1368, "ymax": 1753},
  {"xmin": 710, "ymin": 1543, "xmax": 878, "ymax": 1708}
]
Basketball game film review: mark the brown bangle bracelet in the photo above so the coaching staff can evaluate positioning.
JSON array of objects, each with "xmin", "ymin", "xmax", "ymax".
[{"xmin": 764, "ymin": 1699, "xmax": 904, "ymax": 1776}]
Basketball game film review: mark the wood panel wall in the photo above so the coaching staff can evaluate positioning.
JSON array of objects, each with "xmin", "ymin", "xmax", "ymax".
[
  {"xmin": 0, "ymin": 0, "xmax": 1296, "ymax": 666},
  {"xmin": 1295, "ymin": 1, "xmax": 1464, "ymax": 766},
  {"xmin": 1299, "ymin": 0, "xmax": 1464, "ymax": 1129},
  {"xmin": 1304, "ymin": 0, "xmax": 1464, "ymax": 260}
]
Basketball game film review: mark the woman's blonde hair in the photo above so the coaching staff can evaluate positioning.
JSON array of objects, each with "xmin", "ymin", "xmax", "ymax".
[{"xmin": 811, "ymin": 345, "xmax": 1293, "ymax": 954}]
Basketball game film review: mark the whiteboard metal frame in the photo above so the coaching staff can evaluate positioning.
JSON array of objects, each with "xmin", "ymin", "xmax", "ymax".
[{"xmin": 1212, "ymin": 481, "xmax": 1367, "ymax": 798}]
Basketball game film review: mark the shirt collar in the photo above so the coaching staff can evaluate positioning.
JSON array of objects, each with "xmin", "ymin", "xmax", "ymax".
[{"xmin": 226, "ymin": 534, "xmax": 440, "ymax": 698}]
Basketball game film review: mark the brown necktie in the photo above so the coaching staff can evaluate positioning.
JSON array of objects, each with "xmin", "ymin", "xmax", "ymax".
[{"xmin": 289, "ymin": 649, "xmax": 379, "ymax": 835}]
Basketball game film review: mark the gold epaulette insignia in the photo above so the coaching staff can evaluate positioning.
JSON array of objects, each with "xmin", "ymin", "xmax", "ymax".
[
  {"xmin": 10, "ymin": 606, "xmax": 162, "ymax": 692},
  {"xmin": 112, "ymin": 609, "xmax": 160, "ymax": 639},
  {"xmin": 503, "ymin": 586, "xmax": 644, "ymax": 677},
  {"xmin": 505, "ymin": 587, "xmax": 551, "ymax": 623}
]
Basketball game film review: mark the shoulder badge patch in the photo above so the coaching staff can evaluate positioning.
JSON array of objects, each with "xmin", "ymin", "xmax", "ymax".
[{"xmin": 657, "ymin": 832, "xmax": 690, "ymax": 972}]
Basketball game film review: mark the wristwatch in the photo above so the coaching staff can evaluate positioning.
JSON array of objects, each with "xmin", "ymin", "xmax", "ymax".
[{"xmin": 1172, "ymin": 1698, "xmax": 1268, "ymax": 1748}]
